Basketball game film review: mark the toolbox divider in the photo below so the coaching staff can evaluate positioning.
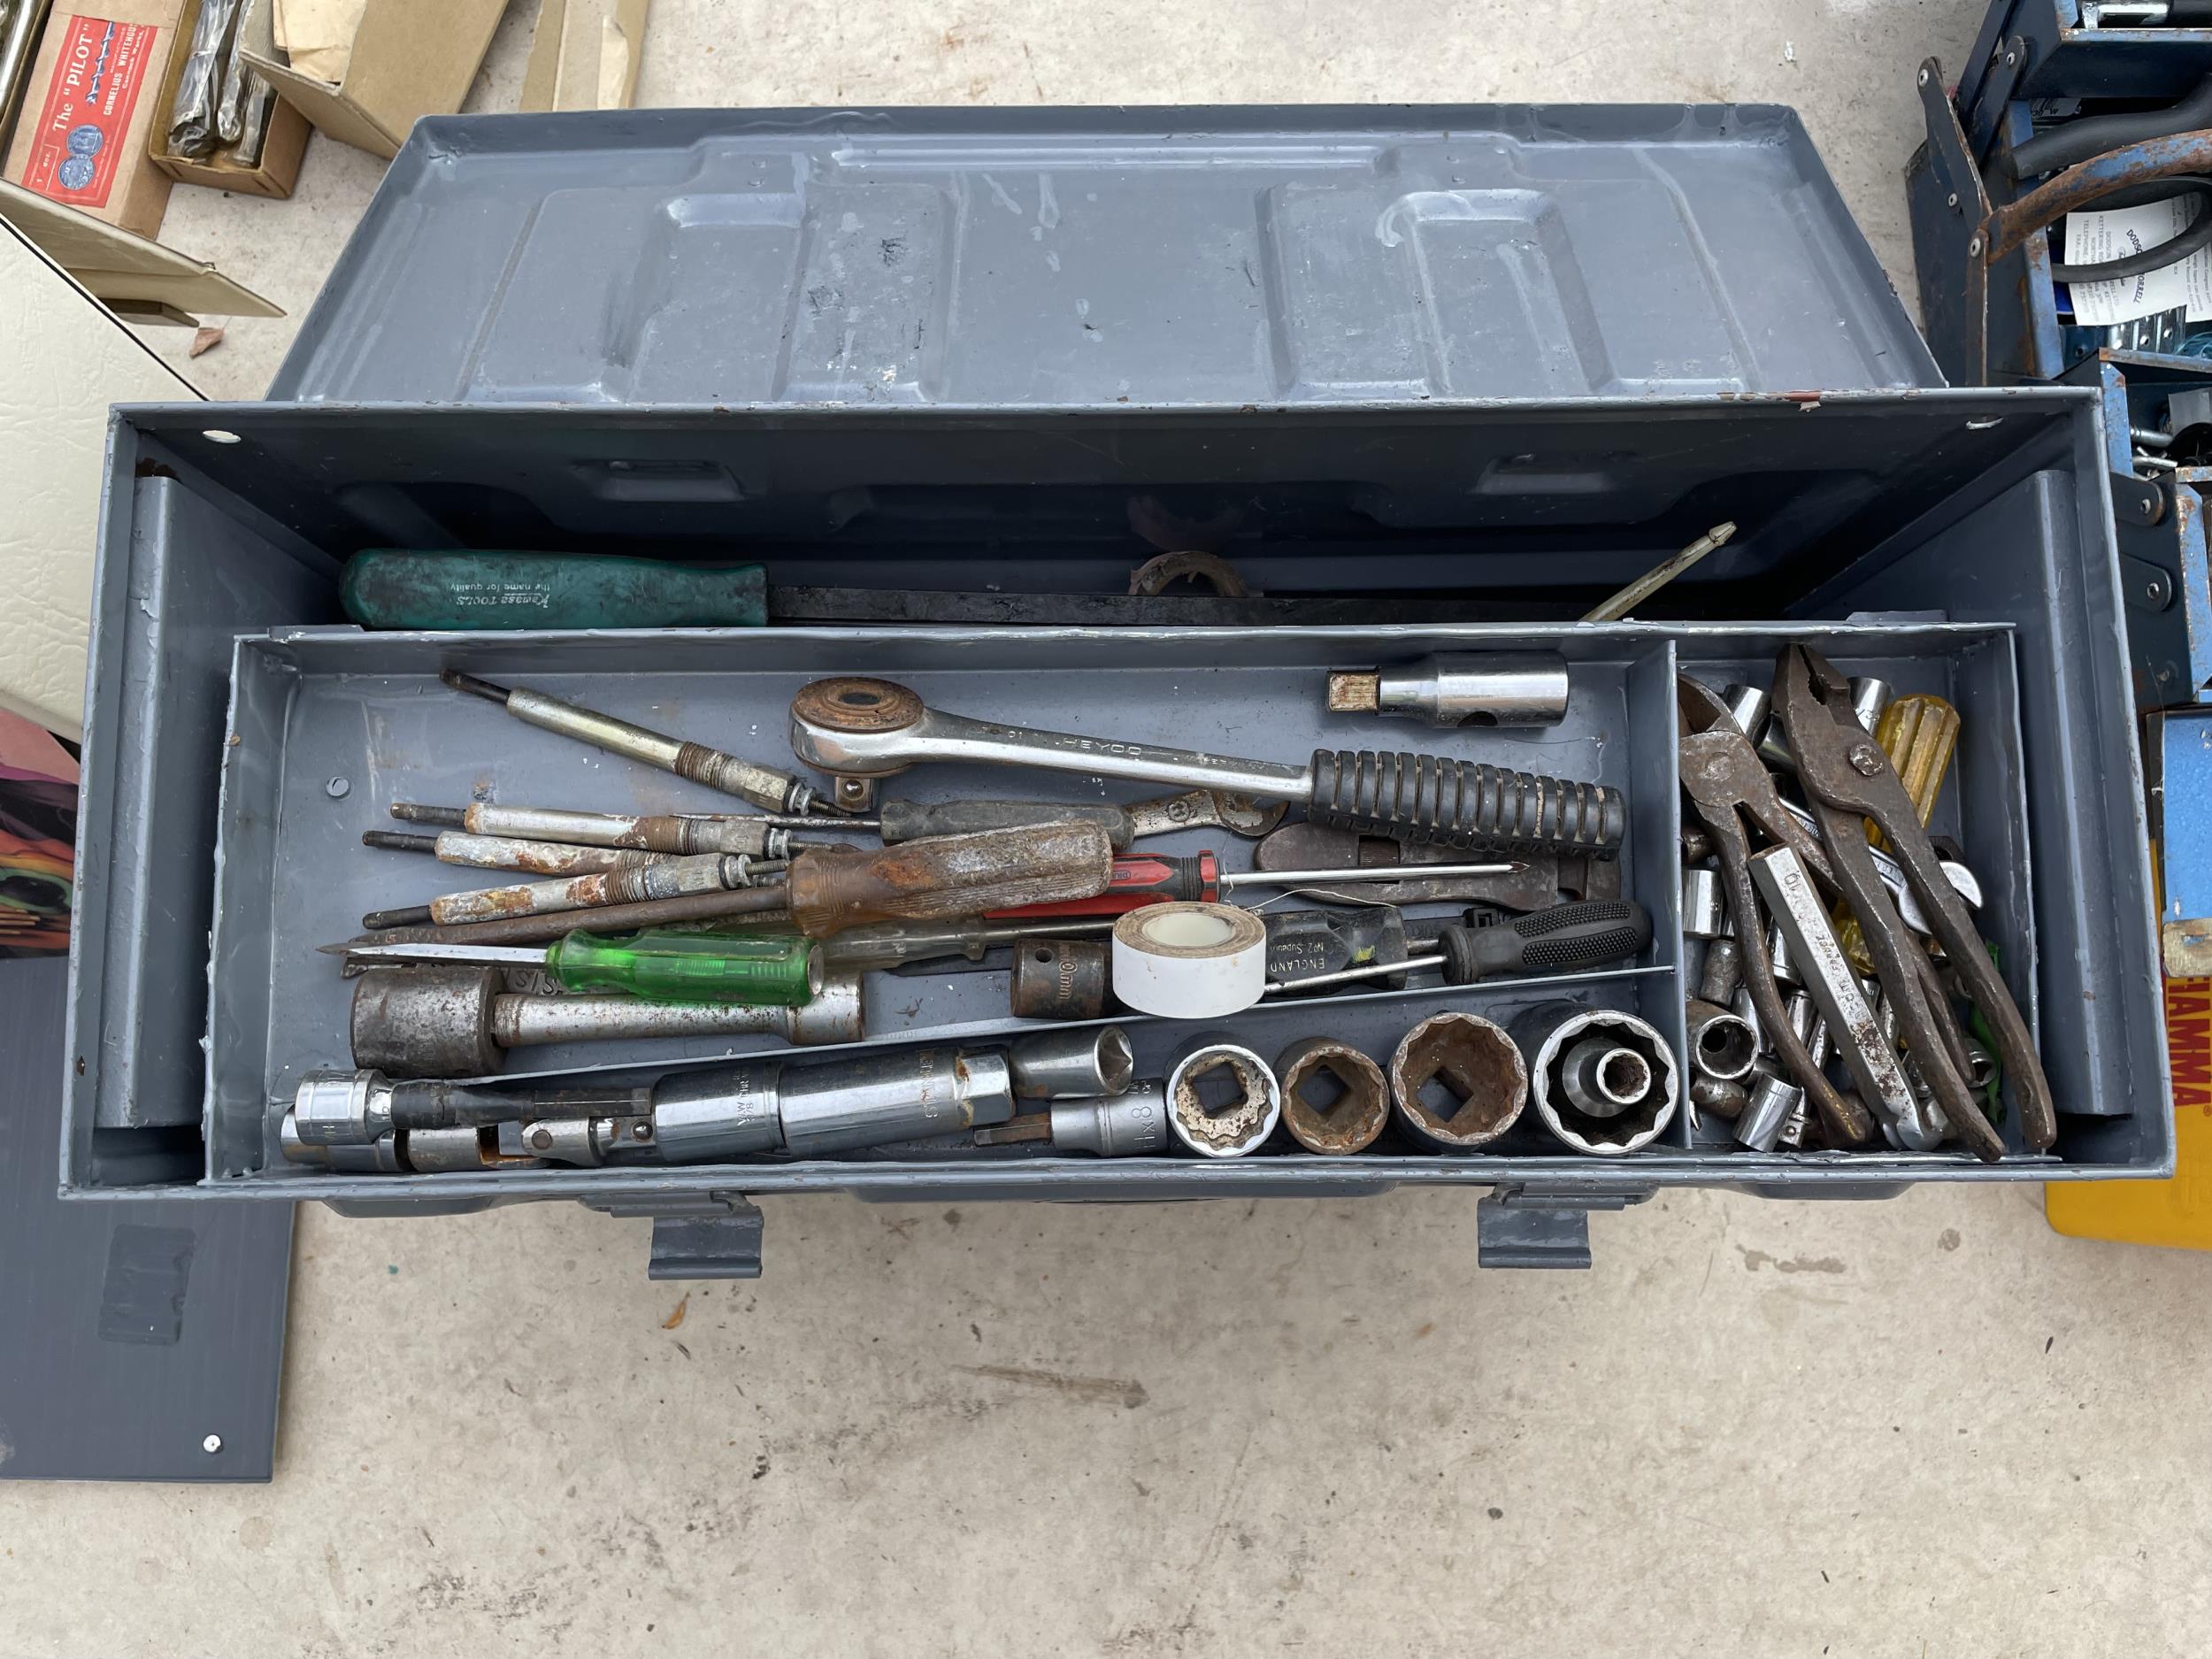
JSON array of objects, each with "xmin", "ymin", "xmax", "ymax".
[{"xmin": 1624, "ymin": 640, "xmax": 1693, "ymax": 1150}]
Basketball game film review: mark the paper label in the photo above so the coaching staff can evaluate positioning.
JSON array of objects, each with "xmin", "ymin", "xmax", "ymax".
[
  {"xmin": 2062, "ymin": 197, "xmax": 2212, "ymax": 326},
  {"xmin": 16, "ymin": 16, "xmax": 161, "ymax": 211}
]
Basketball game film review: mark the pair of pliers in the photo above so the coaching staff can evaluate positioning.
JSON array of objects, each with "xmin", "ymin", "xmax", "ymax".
[
  {"xmin": 1678, "ymin": 678, "xmax": 1875, "ymax": 1149},
  {"xmin": 1771, "ymin": 645, "xmax": 2054, "ymax": 1157}
]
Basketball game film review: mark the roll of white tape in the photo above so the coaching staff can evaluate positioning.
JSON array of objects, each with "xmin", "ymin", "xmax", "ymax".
[{"xmin": 1110, "ymin": 902, "xmax": 1268, "ymax": 1018}]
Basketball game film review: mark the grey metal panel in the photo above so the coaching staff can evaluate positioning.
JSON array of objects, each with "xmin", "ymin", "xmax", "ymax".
[
  {"xmin": 0, "ymin": 960, "xmax": 290, "ymax": 1482},
  {"xmin": 65, "ymin": 475, "xmax": 331, "ymax": 1158},
  {"xmin": 269, "ymin": 106, "xmax": 1942, "ymax": 407},
  {"xmin": 93, "ymin": 394, "xmax": 2073, "ymax": 585},
  {"xmin": 1810, "ymin": 465, "xmax": 2170, "ymax": 1161}
]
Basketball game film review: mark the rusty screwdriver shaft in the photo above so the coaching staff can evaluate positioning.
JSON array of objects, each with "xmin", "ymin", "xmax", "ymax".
[
  {"xmin": 337, "ymin": 882, "xmax": 794, "ymax": 949},
  {"xmin": 391, "ymin": 799, "xmax": 802, "ymax": 858},
  {"xmin": 363, "ymin": 852, "xmax": 777, "ymax": 931},
  {"xmin": 443, "ymin": 672, "xmax": 820, "ymax": 815},
  {"xmin": 367, "ymin": 827, "xmax": 707, "ymax": 878}
]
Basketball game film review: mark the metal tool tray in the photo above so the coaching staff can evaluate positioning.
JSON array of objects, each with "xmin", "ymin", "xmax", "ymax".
[
  {"xmin": 63, "ymin": 394, "xmax": 2168, "ymax": 1245},
  {"xmin": 199, "ymin": 616, "xmax": 2029, "ymax": 1193}
]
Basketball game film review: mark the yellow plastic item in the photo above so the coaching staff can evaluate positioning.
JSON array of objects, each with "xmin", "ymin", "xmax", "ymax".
[
  {"xmin": 1837, "ymin": 693, "xmax": 1959, "ymax": 973},
  {"xmin": 1868, "ymin": 695, "xmax": 1959, "ymax": 848},
  {"xmin": 2046, "ymin": 978, "xmax": 2209, "ymax": 1249}
]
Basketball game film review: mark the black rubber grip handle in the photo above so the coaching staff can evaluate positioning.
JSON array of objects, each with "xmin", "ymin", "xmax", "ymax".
[
  {"xmin": 1436, "ymin": 899, "xmax": 1652, "ymax": 983},
  {"xmin": 1308, "ymin": 749, "xmax": 1626, "ymax": 854},
  {"xmin": 2008, "ymin": 70, "xmax": 2212, "ymax": 180}
]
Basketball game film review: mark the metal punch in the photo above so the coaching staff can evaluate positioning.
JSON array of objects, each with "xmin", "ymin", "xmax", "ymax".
[
  {"xmin": 1771, "ymin": 644, "xmax": 2053, "ymax": 1158},
  {"xmin": 1677, "ymin": 676, "xmax": 1876, "ymax": 1148}
]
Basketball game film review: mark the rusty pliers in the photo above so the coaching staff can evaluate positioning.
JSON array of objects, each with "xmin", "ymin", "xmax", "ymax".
[
  {"xmin": 1678, "ymin": 678, "xmax": 1876, "ymax": 1149},
  {"xmin": 1771, "ymin": 645, "xmax": 2055, "ymax": 1158}
]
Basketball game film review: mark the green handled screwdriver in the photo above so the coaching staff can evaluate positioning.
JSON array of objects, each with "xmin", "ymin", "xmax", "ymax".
[
  {"xmin": 342, "ymin": 549, "xmax": 768, "ymax": 631},
  {"xmin": 337, "ymin": 918, "xmax": 1118, "ymax": 1002},
  {"xmin": 344, "ymin": 928, "xmax": 821, "ymax": 1006}
]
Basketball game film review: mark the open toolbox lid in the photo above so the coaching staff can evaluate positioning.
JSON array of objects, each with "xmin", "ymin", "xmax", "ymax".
[{"xmin": 269, "ymin": 104, "xmax": 1942, "ymax": 406}]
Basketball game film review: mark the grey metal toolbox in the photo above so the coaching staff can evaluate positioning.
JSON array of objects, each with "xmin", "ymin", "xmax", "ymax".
[{"xmin": 59, "ymin": 108, "xmax": 2169, "ymax": 1279}]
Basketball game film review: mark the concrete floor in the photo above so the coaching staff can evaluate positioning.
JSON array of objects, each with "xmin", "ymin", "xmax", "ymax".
[{"xmin": 8, "ymin": 2, "xmax": 2212, "ymax": 1654}]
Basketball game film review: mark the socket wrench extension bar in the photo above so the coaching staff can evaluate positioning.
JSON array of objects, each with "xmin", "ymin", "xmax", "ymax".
[
  {"xmin": 787, "ymin": 678, "xmax": 1626, "ymax": 855},
  {"xmin": 1324, "ymin": 652, "xmax": 1570, "ymax": 728},
  {"xmin": 287, "ymin": 1026, "xmax": 1132, "ymax": 1162},
  {"xmin": 286, "ymin": 1048, "xmax": 1011, "ymax": 1164}
]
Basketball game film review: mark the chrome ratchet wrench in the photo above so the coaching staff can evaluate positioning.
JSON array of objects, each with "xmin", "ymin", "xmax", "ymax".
[{"xmin": 787, "ymin": 677, "xmax": 1626, "ymax": 856}]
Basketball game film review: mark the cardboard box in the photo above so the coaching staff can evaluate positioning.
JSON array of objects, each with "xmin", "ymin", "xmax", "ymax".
[
  {"xmin": 2, "ymin": 0, "xmax": 181, "ymax": 238},
  {"xmin": 237, "ymin": 0, "xmax": 504, "ymax": 159},
  {"xmin": 518, "ymin": 0, "xmax": 645, "ymax": 113},
  {"xmin": 0, "ymin": 214, "xmax": 198, "ymax": 737},
  {"xmin": 0, "ymin": 173, "xmax": 277, "ymax": 319},
  {"xmin": 148, "ymin": 0, "xmax": 310, "ymax": 196}
]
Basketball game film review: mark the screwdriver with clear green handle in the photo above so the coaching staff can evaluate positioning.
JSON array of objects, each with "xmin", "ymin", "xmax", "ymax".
[
  {"xmin": 339, "ymin": 918, "xmax": 1117, "ymax": 1004},
  {"xmin": 342, "ymin": 929, "xmax": 823, "ymax": 1006}
]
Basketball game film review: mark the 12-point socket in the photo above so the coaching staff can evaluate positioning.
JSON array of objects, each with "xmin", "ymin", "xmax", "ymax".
[
  {"xmin": 1274, "ymin": 1037, "xmax": 1390, "ymax": 1154},
  {"xmin": 1387, "ymin": 1012, "xmax": 1528, "ymax": 1149},
  {"xmin": 1166, "ymin": 1036, "xmax": 1281, "ymax": 1158},
  {"xmin": 1513, "ymin": 1003, "xmax": 1678, "ymax": 1156}
]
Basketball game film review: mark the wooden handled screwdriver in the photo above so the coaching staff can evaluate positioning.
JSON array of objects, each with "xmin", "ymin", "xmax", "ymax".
[{"xmin": 357, "ymin": 821, "xmax": 1118, "ymax": 941}]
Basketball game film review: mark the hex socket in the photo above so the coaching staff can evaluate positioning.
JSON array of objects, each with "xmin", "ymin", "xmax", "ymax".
[
  {"xmin": 1008, "ymin": 1025, "xmax": 1135, "ymax": 1100},
  {"xmin": 280, "ymin": 1111, "xmax": 402, "ymax": 1171},
  {"xmin": 1512, "ymin": 1002, "xmax": 1678, "ymax": 1156},
  {"xmin": 1165, "ymin": 1035, "xmax": 1282, "ymax": 1158},
  {"xmin": 1685, "ymin": 997, "xmax": 1759, "ymax": 1082},
  {"xmin": 1681, "ymin": 867, "xmax": 1727, "ymax": 938},
  {"xmin": 1720, "ymin": 683, "xmax": 1769, "ymax": 738},
  {"xmin": 1387, "ymin": 1011, "xmax": 1528, "ymax": 1149},
  {"xmin": 1051, "ymin": 1084, "xmax": 1171, "ymax": 1156},
  {"xmin": 778, "ymin": 1047, "xmax": 1016, "ymax": 1156},
  {"xmin": 1696, "ymin": 936, "xmax": 1744, "ymax": 1005},
  {"xmin": 1010, "ymin": 935, "xmax": 1110, "ymax": 1020},
  {"xmin": 1736, "ymin": 1073, "xmax": 1804, "ymax": 1151},
  {"xmin": 1689, "ymin": 1075, "xmax": 1748, "ymax": 1122},
  {"xmin": 1273, "ymin": 1036, "xmax": 1390, "ymax": 1154}
]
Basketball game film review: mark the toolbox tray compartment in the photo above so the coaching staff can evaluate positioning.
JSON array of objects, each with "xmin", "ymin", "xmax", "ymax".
[{"xmin": 63, "ymin": 393, "xmax": 2168, "ymax": 1204}]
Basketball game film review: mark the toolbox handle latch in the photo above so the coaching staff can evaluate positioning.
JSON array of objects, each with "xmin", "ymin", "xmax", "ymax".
[
  {"xmin": 1478, "ymin": 1184, "xmax": 1654, "ymax": 1271},
  {"xmin": 580, "ymin": 1191, "xmax": 765, "ymax": 1280}
]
